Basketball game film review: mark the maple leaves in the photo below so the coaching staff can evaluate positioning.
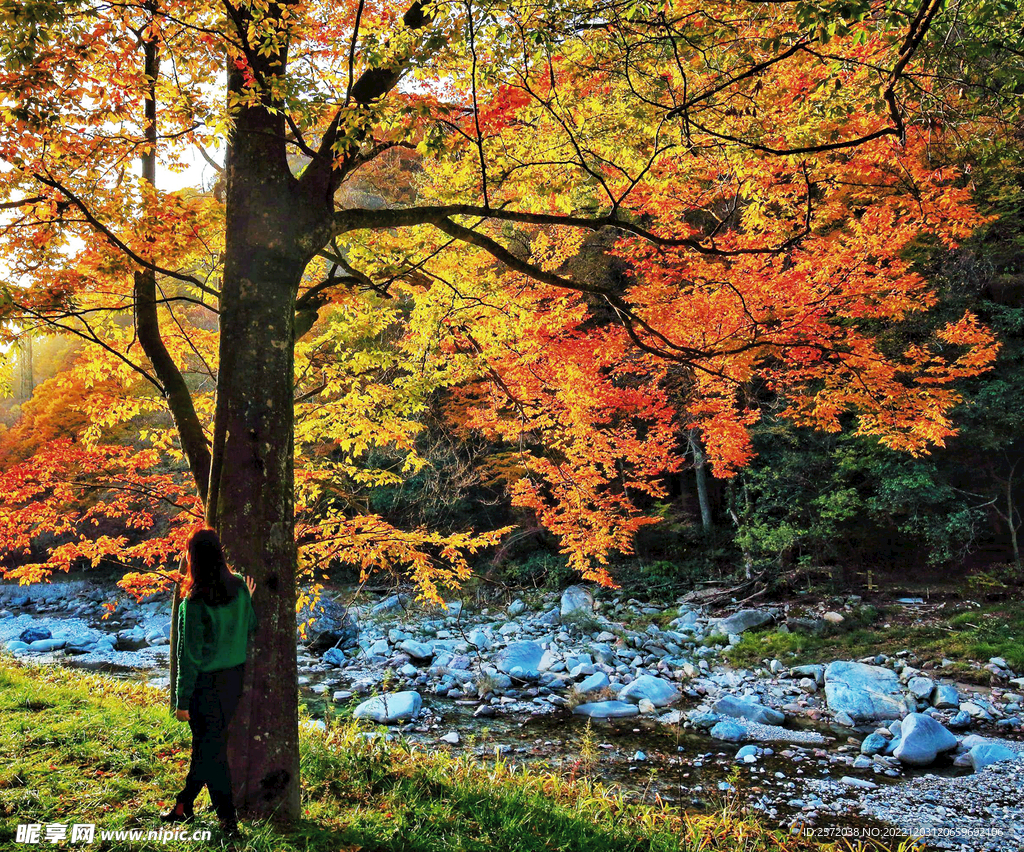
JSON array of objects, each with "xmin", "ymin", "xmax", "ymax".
[
  {"xmin": 0, "ymin": 0, "xmax": 1013, "ymax": 597},
  {"xmin": 0, "ymin": 437, "xmax": 201, "ymax": 586},
  {"xmin": 356, "ymin": 10, "xmax": 1003, "ymax": 576}
]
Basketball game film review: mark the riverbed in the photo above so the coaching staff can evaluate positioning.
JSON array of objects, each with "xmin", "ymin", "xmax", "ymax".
[{"xmin": 2, "ymin": 579, "xmax": 1022, "ymax": 850}]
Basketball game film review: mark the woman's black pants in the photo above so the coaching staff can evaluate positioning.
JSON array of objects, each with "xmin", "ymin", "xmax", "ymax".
[{"xmin": 176, "ymin": 663, "xmax": 244, "ymax": 822}]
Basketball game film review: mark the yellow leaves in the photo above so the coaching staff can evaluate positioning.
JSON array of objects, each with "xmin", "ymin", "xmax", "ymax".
[
  {"xmin": 297, "ymin": 515, "xmax": 512, "ymax": 606},
  {"xmin": 0, "ymin": 0, "xmax": 1007, "ymax": 603},
  {"xmin": 5, "ymin": 563, "xmax": 56, "ymax": 586},
  {"xmin": 119, "ymin": 570, "xmax": 176, "ymax": 601},
  {"xmin": 51, "ymin": 535, "xmax": 130, "ymax": 569},
  {"xmin": 529, "ymin": 229, "xmax": 587, "ymax": 274}
]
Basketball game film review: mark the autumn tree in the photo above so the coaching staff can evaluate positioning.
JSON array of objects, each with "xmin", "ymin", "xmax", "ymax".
[{"xmin": 0, "ymin": 0, "xmax": 1015, "ymax": 819}]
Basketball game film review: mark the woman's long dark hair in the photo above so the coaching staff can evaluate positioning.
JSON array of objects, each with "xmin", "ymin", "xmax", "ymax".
[{"xmin": 182, "ymin": 527, "xmax": 241, "ymax": 605}]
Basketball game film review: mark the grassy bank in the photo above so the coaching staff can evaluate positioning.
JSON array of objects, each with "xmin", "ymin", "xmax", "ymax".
[
  {"xmin": 0, "ymin": 658, "xmax": 909, "ymax": 852},
  {"xmin": 724, "ymin": 603, "xmax": 1024, "ymax": 677}
]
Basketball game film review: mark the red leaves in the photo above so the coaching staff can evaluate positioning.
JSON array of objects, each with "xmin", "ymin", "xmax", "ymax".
[{"xmin": 0, "ymin": 438, "xmax": 200, "ymax": 588}]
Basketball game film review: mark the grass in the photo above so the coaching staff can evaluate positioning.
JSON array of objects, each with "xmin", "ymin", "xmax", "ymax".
[
  {"xmin": 558, "ymin": 610, "xmax": 605, "ymax": 634},
  {"xmin": 0, "ymin": 657, "xmax": 909, "ymax": 852},
  {"xmin": 724, "ymin": 603, "xmax": 1024, "ymax": 678},
  {"xmin": 632, "ymin": 607, "xmax": 682, "ymax": 630}
]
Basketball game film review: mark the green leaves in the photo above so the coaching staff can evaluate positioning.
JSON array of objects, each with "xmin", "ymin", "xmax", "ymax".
[{"xmin": 793, "ymin": 0, "xmax": 873, "ymax": 43}]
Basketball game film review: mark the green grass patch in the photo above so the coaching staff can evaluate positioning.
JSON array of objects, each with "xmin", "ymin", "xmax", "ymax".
[
  {"xmin": 724, "ymin": 603, "xmax": 1024, "ymax": 675},
  {"xmin": 0, "ymin": 657, "xmax": 900, "ymax": 851},
  {"xmin": 632, "ymin": 607, "xmax": 681, "ymax": 630}
]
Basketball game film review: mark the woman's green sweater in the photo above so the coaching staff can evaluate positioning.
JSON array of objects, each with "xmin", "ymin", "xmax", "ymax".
[{"xmin": 175, "ymin": 576, "xmax": 257, "ymax": 710}]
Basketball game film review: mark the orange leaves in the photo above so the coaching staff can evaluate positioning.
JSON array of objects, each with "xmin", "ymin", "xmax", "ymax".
[
  {"xmin": 430, "ymin": 273, "xmax": 682, "ymax": 583},
  {"xmin": 0, "ymin": 0, "xmax": 1007, "ymax": 599},
  {"xmin": 120, "ymin": 569, "xmax": 179, "ymax": 600},
  {"xmin": 0, "ymin": 438, "xmax": 201, "ymax": 587},
  {"xmin": 934, "ymin": 313, "xmax": 1001, "ymax": 369},
  {"xmin": 474, "ymin": 85, "xmax": 532, "ymax": 134},
  {"xmin": 389, "ymin": 8, "xmax": 1004, "ymax": 581}
]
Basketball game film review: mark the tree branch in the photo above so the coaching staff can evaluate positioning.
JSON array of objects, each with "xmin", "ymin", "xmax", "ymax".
[
  {"xmin": 334, "ymin": 203, "xmax": 810, "ymax": 257},
  {"xmin": 134, "ymin": 2, "xmax": 212, "ymax": 502}
]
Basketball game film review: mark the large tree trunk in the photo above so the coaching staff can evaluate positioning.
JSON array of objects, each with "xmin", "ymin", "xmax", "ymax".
[
  {"xmin": 204, "ymin": 46, "xmax": 316, "ymax": 814},
  {"xmin": 210, "ymin": 235, "xmax": 306, "ymax": 819},
  {"xmin": 181, "ymin": 0, "xmax": 422, "ymax": 822}
]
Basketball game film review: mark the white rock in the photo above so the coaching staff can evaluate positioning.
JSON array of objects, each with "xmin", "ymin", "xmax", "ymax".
[
  {"xmin": 560, "ymin": 586, "xmax": 594, "ymax": 619},
  {"xmin": 618, "ymin": 675, "xmax": 679, "ymax": 707},
  {"xmin": 353, "ymin": 691, "xmax": 422, "ymax": 723},
  {"xmin": 572, "ymin": 701, "xmax": 639, "ymax": 719}
]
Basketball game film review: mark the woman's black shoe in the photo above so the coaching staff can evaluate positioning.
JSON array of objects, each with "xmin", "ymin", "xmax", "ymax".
[{"xmin": 160, "ymin": 803, "xmax": 194, "ymax": 823}]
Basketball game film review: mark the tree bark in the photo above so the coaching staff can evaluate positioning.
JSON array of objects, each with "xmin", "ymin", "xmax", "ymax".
[
  {"xmin": 210, "ymin": 239, "xmax": 304, "ymax": 819},
  {"xmin": 689, "ymin": 430, "xmax": 713, "ymax": 532},
  {"xmin": 185, "ymin": 0, "xmax": 427, "ymax": 820},
  {"xmin": 204, "ymin": 43, "xmax": 315, "ymax": 813},
  {"xmin": 213, "ymin": 260, "xmax": 303, "ymax": 818},
  {"xmin": 18, "ymin": 335, "xmax": 33, "ymax": 400}
]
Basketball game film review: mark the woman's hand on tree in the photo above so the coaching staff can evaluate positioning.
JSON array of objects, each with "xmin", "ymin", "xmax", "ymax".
[
  {"xmin": 175, "ymin": 709, "xmax": 190, "ymax": 722},
  {"xmin": 245, "ymin": 576, "xmax": 256, "ymax": 596}
]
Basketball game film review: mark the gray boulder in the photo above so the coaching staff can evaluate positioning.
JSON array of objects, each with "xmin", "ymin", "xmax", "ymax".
[
  {"xmin": 19, "ymin": 627, "xmax": 51, "ymax": 643},
  {"xmin": 840, "ymin": 776, "xmax": 878, "ymax": 790},
  {"xmin": 671, "ymin": 610, "xmax": 698, "ymax": 629},
  {"xmin": 572, "ymin": 701, "xmax": 639, "ymax": 719},
  {"xmin": 710, "ymin": 721, "xmax": 747, "ymax": 743},
  {"xmin": 713, "ymin": 695, "xmax": 785, "ymax": 726},
  {"xmin": 948, "ymin": 710, "xmax": 972, "ymax": 729},
  {"xmin": 618, "ymin": 675, "xmax": 680, "ymax": 707},
  {"xmin": 495, "ymin": 641, "xmax": 545, "ymax": 679},
  {"xmin": 907, "ymin": 676, "xmax": 936, "ymax": 701},
  {"xmin": 578, "ymin": 671, "xmax": 610, "ymax": 694},
  {"xmin": 560, "ymin": 586, "xmax": 594, "ymax": 619},
  {"xmin": 297, "ymin": 594, "xmax": 359, "ymax": 651},
  {"xmin": 322, "ymin": 648, "xmax": 347, "ymax": 666},
  {"xmin": 892, "ymin": 713, "xmax": 958, "ymax": 766},
  {"xmin": 367, "ymin": 638, "xmax": 390, "ymax": 657},
  {"xmin": 786, "ymin": 617, "xmax": 827, "ymax": 635},
  {"xmin": 824, "ymin": 661, "xmax": 907, "ymax": 722},
  {"xmin": 398, "ymin": 639, "xmax": 434, "ymax": 661},
  {"xmin": 353, "ymin": 691, "xmax": 422, "ymax": 723},
  {"xmin": 790, "ymin": 664, "xmax": 826, "ymax": 686},
  {"xmin": 536, "ymin": 607, "xmax": 560, "ymax": 626},
  {"xmin": 968, "ymin": 743, "xmax": 1018, "ymax": 772},
  {"xmin": 371, "ymin": 594, "xmax": 407, "ymax": 614},
  {"xmin": 146, "ymin": 621, "xmax": 172, "ymax": 646},
  {"xmin": 29, "ymin": 638, "xmax": 65, "ymax": 652},
  {"xmin": 117, "ymin": 626, "xmax": 146, "ymax": 645},
  {"xmin": 735, "ymin": 745, "xmax": 759, "ymax": 762},
  {"xmin": 931, "ymin": 684, "xmax": 959, "ymax": 709},
  {"xmin": 860, "ymin": 732, "xmax": 889, "ymax": 755},
  {"xmin": 716, "ymin": 609, "xmax": 772, "ymax": 636},
  {"xmin": 960, "ymin": 701, "xmax": 992, "ymax": 719}
]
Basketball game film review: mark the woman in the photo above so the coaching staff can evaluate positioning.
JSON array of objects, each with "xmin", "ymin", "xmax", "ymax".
[{"xmin": 161, "ymin": 527, "xmax": 257, "ymax": 836}]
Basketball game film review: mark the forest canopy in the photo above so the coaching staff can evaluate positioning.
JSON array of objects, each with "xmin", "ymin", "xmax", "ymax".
[{"xmin": 0, "ymin": 0, "xmax": 1021, "ymax": 598}]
